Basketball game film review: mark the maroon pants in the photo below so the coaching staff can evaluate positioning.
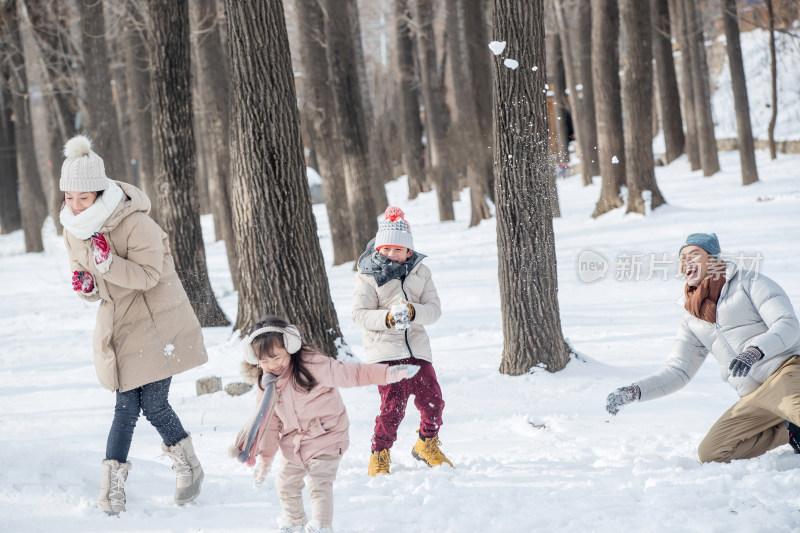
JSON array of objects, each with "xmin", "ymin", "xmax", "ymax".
[{"xmin": 371, "ymin": 357, "xmax": 445, "ymax": 452}]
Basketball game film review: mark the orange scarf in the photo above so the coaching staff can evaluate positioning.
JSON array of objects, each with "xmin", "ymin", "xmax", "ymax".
[{"xmin": 684, "ymin": 274, "xmax": 726, "ymax": 323}]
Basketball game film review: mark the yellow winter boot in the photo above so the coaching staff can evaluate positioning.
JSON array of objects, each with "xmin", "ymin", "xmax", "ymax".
[
  {"xmin": 412, "ymin": 432, "xmax": 453, "ymax": 468},
  {"xmin": 367, "ymin": 449, "xmax": 391, "ymax": 476}
]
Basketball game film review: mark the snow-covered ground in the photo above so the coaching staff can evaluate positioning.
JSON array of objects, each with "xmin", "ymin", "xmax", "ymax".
[{"xmin": 2, "ymin": 147, "xmax": 800, "ymax": 532}]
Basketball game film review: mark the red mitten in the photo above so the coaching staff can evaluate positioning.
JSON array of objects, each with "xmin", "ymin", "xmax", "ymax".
[
  {"xmin": 72, "ymin": 270, "xmax": 95, "ymax": 294},
  {"xmin": 91, "ymin": 232, "xmax": 112, "ymax": 272}
]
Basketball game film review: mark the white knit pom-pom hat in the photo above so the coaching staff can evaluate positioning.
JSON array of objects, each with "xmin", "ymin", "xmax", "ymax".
[
  {"xmin": 374, "ymin": 206, "xmax": 414, "ymax": 251},
  {"xmin": 59, "ymin": 135, "xmax": 110, "ymax": 192}
]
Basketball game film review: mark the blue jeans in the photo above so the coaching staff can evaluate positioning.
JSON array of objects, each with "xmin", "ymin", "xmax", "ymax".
[{"xmin": 105, "ymin": 377, "xmax": 188, "ymax": 462}]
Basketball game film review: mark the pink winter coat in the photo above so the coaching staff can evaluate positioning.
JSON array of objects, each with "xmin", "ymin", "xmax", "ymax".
[{"xmin": 255, "ymin": 351, "xmax": 389, "ymax": 466}]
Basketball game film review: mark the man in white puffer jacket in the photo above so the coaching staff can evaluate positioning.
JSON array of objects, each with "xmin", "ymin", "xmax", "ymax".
[{"xmin": 606, "ymin": 232, "xmax": 800, "ymax": 463}]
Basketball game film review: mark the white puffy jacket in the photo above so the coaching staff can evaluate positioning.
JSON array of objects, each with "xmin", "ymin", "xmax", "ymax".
[{"xmin": 637, "ymin": 261, "xmax": 800, "ymax": 400}]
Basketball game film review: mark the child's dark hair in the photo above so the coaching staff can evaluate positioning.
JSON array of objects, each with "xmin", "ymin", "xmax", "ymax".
[{"xmin": 247, "ymin": 316, "xmax": 318, "ymax": 392}]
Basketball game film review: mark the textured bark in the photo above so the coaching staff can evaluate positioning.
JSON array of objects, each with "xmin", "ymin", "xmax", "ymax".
[
  {"xmin": 554, "ymin": 0, "xmax": 594, "ymax": 186},
  {"xmin": 144, "ymin": 0, "xmax": 229, "ymax": 327},
  {"xmin": 1, "ymin": 1, "xmax": 46, "ymax": 251},
  {"xmin": 590, "ymin": 0, "xmax": 624, "ymax": 218},
  {"xmin": 721, "ymin": 0, "xmax": 758, "ymax": 185},
  {"xmin": 573, "ymin": 0, "xmax": 599, "ymax": 178},
  {"xmin": 414, "ymin": 0, "xmax": 454, "ymax": 221},
  {"xmin": 545, "ymin": 32, "xmax": 569, "ymax": 166},
  {"xmin": 190, "ymin": 0, "xmax": 239, "ymax": 286},
  {"xmin": 651, "ymin": 0, "xmax": 684, "ymax": 164},
  {"xmin": 682, "ymin": 0, "xmax": 719, "ymax": 176},
  {"xmin": 76, "ymin": 0, "xmax": 129, "ymax": 184},
  {"xmin": 224, "ymin": 0, "xmax": 343, "ymax": 356},
  {"xmin": 766, "ymin": 0, "xmax": 777, "ymax": 160},
  {"xmin": 394, "ymin": 0, "xmax": 426, "ymax": 200},
  {"xmin": 446, "ymin": 0, "xmax": 490, "ymax": 227},
  {"xmin": 296, "ymin": 0, "xmax": 355, "ymax": 265},
  {"xmin": 620, "ymin": 0, "xmax": 666, "ymax": 215},
  {"xmin": 122, "ymin": 2, "xmax": 157, "ymax": 222},
  {"xmin": 325, "ymin": 0, "xmax": 379, "ymax": 258},
  {"xmin": 492, "ymin": 0, "xmax": 570, "ymax": 376},
  {"xmin": 668, "ymin": 0, "xmax": 699, "ymax": 170},
  {"xmin": 0, "ymin": 84, "xmax": 21, "ymax": 234}
]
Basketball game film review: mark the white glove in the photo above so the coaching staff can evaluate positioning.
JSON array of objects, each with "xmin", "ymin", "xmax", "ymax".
[
  {"xmin": 386, "ymin": 364, "xmax": 420, "ymax": 384},
  {"xmin": 253, "ymin": 456, "xmax": 270, "ymax": 487},
  {"xmin": 389, "ymin": 303, "xmax": 412, "ymax": 330}
]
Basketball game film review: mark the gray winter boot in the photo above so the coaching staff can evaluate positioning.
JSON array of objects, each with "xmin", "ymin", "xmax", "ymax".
[
  {"xmin": 98, "ymin": 459, "xmax": 131, "ymax": 515},
  {"xmin": 162, "ymin": 434, "xmax": 203, "ymax": 504}
]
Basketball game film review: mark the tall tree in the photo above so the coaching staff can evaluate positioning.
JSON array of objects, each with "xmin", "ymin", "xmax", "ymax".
[
  {"xmin": 620, "ymin": 0, "xmax": 666, "ymax": 214},
  {"xmin": 682, "ymin": 0, "xmax": 719, "ymax": 176},
  {"xmin": 668, "ymin": 0, "xmax": 699, "ymax": 170},
  {"xmin": 492, "ymin": 0, "xmax": 570, "ymax": 375},
  {"xmin": 122, "ymin": 1, "xmax": 157, "ymax": 220},
  {"xmin": 190, "ymin": 0, "xmax": 239, "ymax": 286},
  {"xmin": 414, "ymin": 0, "xmax": 455, "ymax": 221},
  {"xmin": 76, "ymin": 0, "xmax": 129, "ymax": 184},
  {"xmin": 445, "ymin": 0, "xmax": 490, "ymax": 227},
  {"xmin": 394, "ymin": 0, "xmax": 426, "ymax": 200},
  {"xmin": 224, "ymin": 0, "xmax": 344, "ymax": 356},
  {"xmin": 590, "ymin": 0, "xmax": 624, "ymax": 218},
  {"xmin": 325, "ymin": 0, "xmax": 379, "ymax": 258},
  {"xmin": 296, "ymin": 0, "xmax": 356, "ymax": 265},
  {"xmin": 0, "ymin": 82, "xmax": 21, "ymax": 234},
  {"xmin": 766, "ymin": 0, "xmax": 777, "ymax": 160},
  {"xmin": 721, "ymin": 0, "xmax": 758, "ymax": 185},
  {"xmin": 144, "ymin": 0, "xmax": 229, "ymax": 327},
  {"xmin": 651, "ymin": 0, "xmax": 684, "ymax": 164},
  {"xmin": 545, "ymin": 29, "xmax": 569, "ymax": 167},
  {"xmin": 1, "ymin": 0, "xmax": 46, "ymax": 251}
]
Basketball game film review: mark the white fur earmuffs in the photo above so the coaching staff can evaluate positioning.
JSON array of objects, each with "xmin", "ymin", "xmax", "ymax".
[{"xmin": 242, "ymin": 325, "xmax": 303, "ymax": 364}]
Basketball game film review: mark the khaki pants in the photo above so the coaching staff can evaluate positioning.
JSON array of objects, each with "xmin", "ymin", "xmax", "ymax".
[
  {"xmin": 276, "ymin": 453, "xmax": 342, "ymax": 529},
  {"xmin": 698, "ymin": 356, "xmax": 800, "ymax": 463}
]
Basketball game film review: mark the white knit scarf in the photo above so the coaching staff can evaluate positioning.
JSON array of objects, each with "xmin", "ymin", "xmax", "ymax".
[{"xmin": 60, "ymin": 180, "xmax": 124, "ymax": 240}]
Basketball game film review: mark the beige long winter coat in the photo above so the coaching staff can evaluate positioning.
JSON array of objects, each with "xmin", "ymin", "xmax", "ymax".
[
  {"xmin": 352, "ymin": 257, "xmax": 441, "ymax": 364},
  {"xmin": 64, "ymin": 181, "xmax": 208, "ymax": 392}
]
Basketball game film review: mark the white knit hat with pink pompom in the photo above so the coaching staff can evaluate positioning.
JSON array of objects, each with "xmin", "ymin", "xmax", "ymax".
[
  {"xmin": 59, "ymin": 135, "xmax": 110, "ymax": 192},
  {"xmin": 374, "ymin": 206, "xmax": 414, "ymax": 251}
]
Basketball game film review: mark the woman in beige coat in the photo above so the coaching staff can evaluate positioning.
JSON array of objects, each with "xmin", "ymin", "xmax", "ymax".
[{"xmin": 60, "ymin": 136, "xmax": 206, "ymax": 515}]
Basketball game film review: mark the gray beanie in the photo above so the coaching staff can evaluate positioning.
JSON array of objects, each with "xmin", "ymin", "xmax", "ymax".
[
  {"xmin": 374, "ymin": 206, "xmax": 414, "ymax": 251},
  {"xmin": 680, "ymin": 232, "xmax": 721, "ymax": 256},
  {"xmin": 59, "ymin": 135, "xmax": 110, "ymax": 192}
]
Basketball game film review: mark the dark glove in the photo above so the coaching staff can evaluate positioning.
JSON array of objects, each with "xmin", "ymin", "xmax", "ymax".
[
  {"xmin": 91, "ymin": 232, "xmax": 112, "ymax": 272},
  {"xmin": 729, "ymin": 346, "xmax": 764, "ymax": 378},
  {"xmin": 606, "ymin": 384, "xmax": 641, "ymax": 416},
  {"xmin": 72, "ymin": 270, "xmax": 95, "ymax": 293}
]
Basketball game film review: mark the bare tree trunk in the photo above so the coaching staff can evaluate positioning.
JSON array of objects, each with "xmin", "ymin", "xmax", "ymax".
[
  {"xmin": 651, "ymin": 0, "xmax": 684, "ymax": 164},
  {"xmin": 493, "ymin": 0, "xmax": 570, "ymax": 376},
  {"xmin": 0, "ymin": 84, "xmax": 21, "ymax": 234},
  {"xmin": 190, "ymin": 0, "xmax": 239, "ymax": 287},
  {"xmin": 554, "ymin": 0, "xmax": 593, "ymax": 186},
  {"xmin": 122, "ymin": 1, "xmax": 158, "ymax": 222},
  {"xmin": 144, "ymin": 0, "xmax": 229, "ymax": 327},
  {"xmin": 620, "ymin": 0, "xmax": 666, "ymax": 215},
  {"xmin": 415, "ymin": 0, "xmax": 455, "ymax": 221},
  {"xmin": 682, "ymin": 0, "xmax": 719, "ymax": 176},
  {"xmin": 224, "ymin": 0, "xmax": 344, "ymax": 356},
  {"xmin": 766, "ymin": 0, "xmax": 778, "ymax": 160},
  {"xmin": 574, "ymin": 0, "xmax": 599, "ymax": 178},
  {"xmin": 446, "ymin": 0, "xmax": 490, "ymax": 227},
  {"xmin": 590, "ymin": 0, "xmax": 624, "ymax": 218},
  {"xmin": 668, "ymin": 0, "xmax": 699, "ymax": 170},
  {"xmin": 546, "ymin": 32, "xmax": 569, "ymax": 166},
  {"xmin": 2, "ymin": 1, "xmax": 46, "ymax": 251},
  {"xmin": 77, "ymin": 0, "xmax": 129, "ymax": 184},
  {"xmin": 295, "ymin": 0, "xmax": 355, "ymax": 265},
  {"xmin": 347, "ymin": 0, "xmax": 388, "ymax": 214},
  {"xmin": 721, "ymin": 0, "xmax": 758, "ymax": 185},
  {"xmin": 394, "ymin": 0, "xmax": 426, "ymax": 200},
  {"xmin": 325, "ymin": 0, "xmax": 380, "ymax": 259}
]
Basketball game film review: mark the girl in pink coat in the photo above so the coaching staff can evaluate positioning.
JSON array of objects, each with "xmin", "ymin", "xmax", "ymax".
[{"xmin": 231, "ymin": 316, "xmax": 417, "ymax": 533}]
